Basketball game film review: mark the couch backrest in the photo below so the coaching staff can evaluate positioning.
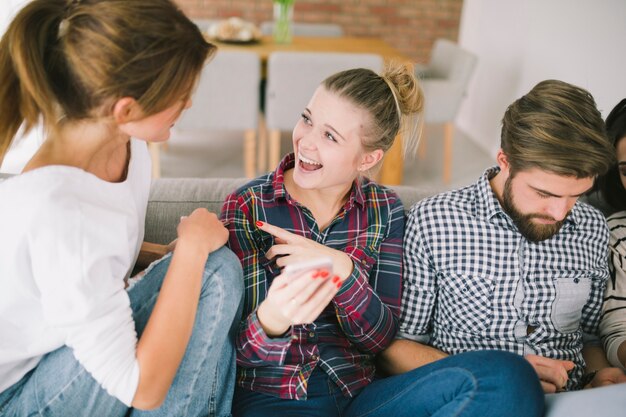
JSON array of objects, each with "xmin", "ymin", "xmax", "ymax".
[{"xmin": 145, "ymin": 177, "xmax": 443, "ymax": 244}]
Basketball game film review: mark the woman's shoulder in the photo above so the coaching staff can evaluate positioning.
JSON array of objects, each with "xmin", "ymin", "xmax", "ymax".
[
  {"xmin": 227, "ymin": 172, "xmax": 276, "ymax": 201},
  {"xmin": 359, "ymin": 177, "xmax": 402, "ymax": 206},
  {"xmin": 1, "ymin": 166, "xmax": 126, "ymax": 217}
]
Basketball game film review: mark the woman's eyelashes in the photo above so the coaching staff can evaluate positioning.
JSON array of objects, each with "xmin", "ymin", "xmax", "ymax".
[
  {"xmin": 300, "ymin": 112, "xmax": 337, "ymax": 143},
  {"xmin": 324, "ymin": 131, "xmax": 337, "ymax": 142}
]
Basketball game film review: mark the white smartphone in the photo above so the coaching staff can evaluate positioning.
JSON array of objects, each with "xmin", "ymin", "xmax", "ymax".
[{"xmin": 283, "ymin": 257, "xmax": 333, "ymax": 278}]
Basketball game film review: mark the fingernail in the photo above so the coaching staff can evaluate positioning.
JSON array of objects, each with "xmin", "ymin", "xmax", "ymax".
[
  {"xmin": 332, "ymin": 276, "xmax": 340, "ymax": 284},
  {"xmin": 256, "ymin": 220, "xmax": 264, "ymax": 227},
  {"xmin": 320, "ymin": 270, "xmax": 329, "ymax": 278},
  {"xmin": 312, "ymin": 270, "xmax": 321, "ymax": 278}
]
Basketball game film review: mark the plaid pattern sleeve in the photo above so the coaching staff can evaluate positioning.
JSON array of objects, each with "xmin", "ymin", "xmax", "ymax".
[
  {"xmin": 221, "ymin": 186, "xmax": 294, "ymax": 367},
  {"xmin": 332, "ymin": 193, "xmax": 403, "ymax": 353},
  {"xmin": 219, "ymin": 154, "xmax": 403, "ymax": 400}
]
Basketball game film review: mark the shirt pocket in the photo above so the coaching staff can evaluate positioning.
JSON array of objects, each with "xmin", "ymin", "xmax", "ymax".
[
  {"xmin": 551, "ymin": 276, "xmax": 592, "ymax": 334},
  {"xmin": 438, "ymin": 273, "xmax": 495, "ymax": 334}
]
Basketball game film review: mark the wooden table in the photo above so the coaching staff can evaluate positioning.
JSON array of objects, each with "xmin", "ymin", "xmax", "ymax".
[{"xmin": 211, "ymin": 36, "xmax": 411, "ymax": 185}]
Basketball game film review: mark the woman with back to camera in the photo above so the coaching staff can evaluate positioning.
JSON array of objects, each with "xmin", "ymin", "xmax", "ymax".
[
  {"xmin": 221, "ymin": 63, "xmax": 544, "ymax": 417},
  {"xmin": 0, "ymin": 1, "xmax": 242, "ymax": 415}
]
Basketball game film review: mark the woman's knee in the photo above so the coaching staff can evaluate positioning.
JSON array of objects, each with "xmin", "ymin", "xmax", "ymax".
[{"xmin": 201, "ymin": 246, "xmax": 244, "ymax": 310}]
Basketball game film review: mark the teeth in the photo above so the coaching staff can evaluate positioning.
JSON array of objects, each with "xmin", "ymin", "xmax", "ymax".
[{"xmin": 299, "ymin": 154, "xmax": 322, "ymax": 166}]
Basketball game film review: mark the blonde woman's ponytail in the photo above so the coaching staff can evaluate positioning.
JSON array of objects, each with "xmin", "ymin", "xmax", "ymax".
[{"xmin": 0, "ymin": 0, "xmax": 66, "ymax": 164}]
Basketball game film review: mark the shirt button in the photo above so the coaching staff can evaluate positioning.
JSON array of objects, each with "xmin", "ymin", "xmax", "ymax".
[
  {"xmin": 310, "ymin": 354, "xmax": 319, "ymax": 361},
  {"xmin": 291, "ymin": 334, "xmax": 299, "ymax": 341},
  {"xmin": 574, "ymin": 278, "xmax": 580, "ymax": 283},
  {"xmin": 308, "ymin": 332, "xmax": 315, "ymax": 338}
]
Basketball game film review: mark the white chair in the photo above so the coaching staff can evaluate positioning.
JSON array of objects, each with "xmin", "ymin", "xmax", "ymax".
[
  {"xmin": 260, "ymin": 22, "xmax": 344, "ymax": 37},
  {"xmin": 175, "ymin": 50, "xmax": 260, "ymax": 178},
  {"xmin": 264, "ymin": 52, "xmax": 383, "ymax": 170},
  {"xmin": 416, "ymin": 39, "xmax": 477, "ymax": 184}
]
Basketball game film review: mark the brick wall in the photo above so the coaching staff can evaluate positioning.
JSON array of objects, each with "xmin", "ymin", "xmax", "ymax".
[{"xmin": 174, "ymin": 0, "xmax": 464, "ymax": 63}]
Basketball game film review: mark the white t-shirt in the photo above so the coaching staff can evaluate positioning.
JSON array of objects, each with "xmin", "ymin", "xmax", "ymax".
[{"xmin": 0, "ymin": 138, "xmax": 151, "ymax": 406}]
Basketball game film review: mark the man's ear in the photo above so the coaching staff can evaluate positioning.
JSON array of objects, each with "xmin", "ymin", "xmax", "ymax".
[
  {"xmin": 495, "ymin": 148, "xmax": 510, "ymax": 175},
  {"xmin": 359, "ymin": 149, "xmax": 384, "ymax": 172},
  {"xmin": 112, "ymin": 97, "xmax": 142, "ymax": 124}
]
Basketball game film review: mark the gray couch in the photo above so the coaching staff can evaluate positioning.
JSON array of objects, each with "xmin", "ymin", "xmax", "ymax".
[{"xmin": 144, "ymin": 177, "xmax": 443, "ymax": 244}]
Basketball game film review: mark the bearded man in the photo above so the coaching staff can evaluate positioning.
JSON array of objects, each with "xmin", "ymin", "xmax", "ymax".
[{"xmin": 379, "ymin": 80, "xmax": 626, "ymax": 413}]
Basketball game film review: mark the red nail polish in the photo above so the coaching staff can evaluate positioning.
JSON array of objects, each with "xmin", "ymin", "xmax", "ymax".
[
  {"xmin": 312, "ymin": 270, "xmax": 321, "ymax": 278},
  {"xmin": 320, "ymin": 270, "xmax": 329, "ymax": 278},
  {"xmin": 336, "ymin": 282, "xmax": 342, "ymax": 289},
  {"xmin": 256, "ymin": 220, "xmax": 263, "ymax": 227},
  {"xmin": 332, "ymin": 276, "xmax": 340, "ymax": 284}
]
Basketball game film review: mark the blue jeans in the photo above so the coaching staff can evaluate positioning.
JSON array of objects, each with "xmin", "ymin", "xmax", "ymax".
[
  {"xmin": 0, "ymin": 246, "xmax": 243, "ymax": 417},
  {"xmin": 233, "ymin": 350, "xmax": 544, "ymax": 417}
]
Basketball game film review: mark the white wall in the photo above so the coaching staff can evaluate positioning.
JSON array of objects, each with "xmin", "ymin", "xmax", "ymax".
[{"xmin": 457, "ymin": 0, "xmax": 626, "ymax": 156}]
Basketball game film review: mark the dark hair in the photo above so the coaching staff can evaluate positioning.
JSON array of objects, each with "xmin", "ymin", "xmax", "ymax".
[
  {"xmin": 500, "ymin": 79, "xmax": 614, "ymax": 178},
  {"xmin": 322, "ymin": 62, "xmax": 423, "ymax": 158},
  {"xmin": 0, "ymin": 0, "xmax": 215, "ymax": 164},
  {"xmin": 597, "ymin": 99, "xmax": 626, "ymax": 211}
]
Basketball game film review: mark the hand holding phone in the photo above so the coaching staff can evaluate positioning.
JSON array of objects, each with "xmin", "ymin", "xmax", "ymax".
[{"xmin": 257, "ymin": 257, "xmax": 341, "ymax": 337}]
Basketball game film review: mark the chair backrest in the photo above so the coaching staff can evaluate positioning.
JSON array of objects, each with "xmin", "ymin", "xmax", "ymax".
[
  {"xmin": 177, "ymin": 50, "xmax": 260, "ymax": 131},
  {"xmin": 418, "ymin": 39, "xmax": 478, "ymax": 123},
  {"xmin": 260, "ymin": 22, "xmax": 344, "ymax": 37},
  {"xmin": 265, "ymin": 51, "xmax": 383, "ymax": 131}
]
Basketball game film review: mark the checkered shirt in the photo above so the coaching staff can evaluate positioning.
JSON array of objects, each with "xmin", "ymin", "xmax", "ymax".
[
  {"xmin": 221, "ymin": 153, "xmax": 404, "ymax": 400},
  {"xmin": 400, "ymin": 167, "xmax": 609, "ymax": 390}
]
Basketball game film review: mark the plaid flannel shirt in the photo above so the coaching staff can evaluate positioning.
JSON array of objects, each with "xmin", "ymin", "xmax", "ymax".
[
  {"xmin": 400, "ymin": 167, "xmax": 609, "ymax": 390},
  {"xmin": 221, "ymin": 153, "xmax": 403, "ymax": 400}
]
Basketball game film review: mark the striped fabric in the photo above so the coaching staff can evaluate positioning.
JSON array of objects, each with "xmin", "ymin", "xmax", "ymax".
[
  {"xmin": 600, "ymin": 211, "xmax": 626, "ymax": 370},
  {"xmin": 400, "ymin": 167, "xmax": 609, "ymax": 390},
  {"xmin": 221, "ymin": 153, "xmax": 404, "ymax": 400}
]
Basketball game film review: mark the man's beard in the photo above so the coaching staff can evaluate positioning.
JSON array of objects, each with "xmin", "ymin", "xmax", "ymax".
[{"xmin": 501, "ymin": 177, "xmax": 566, "ymax": 242}]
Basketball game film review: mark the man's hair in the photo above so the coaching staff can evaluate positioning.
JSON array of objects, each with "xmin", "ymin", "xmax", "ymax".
[{"xmin": 500, "ymin": 79, "xmax": 614, "ymax": 178}]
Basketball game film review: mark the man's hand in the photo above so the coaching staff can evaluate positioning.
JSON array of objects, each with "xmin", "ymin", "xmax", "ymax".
[
  {"xmin": 525, "ymin": 354, "xmax": 575, "ymax": 393},
  {"xmin": 585, "ymin": 367, "xmax": 626, "ymax": 388}
]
